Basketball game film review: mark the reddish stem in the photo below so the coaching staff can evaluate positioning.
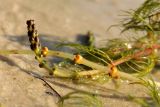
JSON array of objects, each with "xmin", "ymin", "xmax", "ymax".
[{"xmin": 112, "ymin": 44, "xmax": 160, "ymax": 66}]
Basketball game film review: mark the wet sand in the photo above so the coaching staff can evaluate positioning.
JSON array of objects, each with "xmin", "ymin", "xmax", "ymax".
[{"xmin": 0, "ymin": 0, "xmax": 149, "ymax": 107}]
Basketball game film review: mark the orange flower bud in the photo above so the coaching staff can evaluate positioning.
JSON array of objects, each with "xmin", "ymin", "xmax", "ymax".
[
  {"xmin": 108, "ymin": 65, "xmax": 119, "ymax": 79},
  {"xmin": 74, "ymin": 54, "xmax": 83, "ymax": 64},
  {"xmin": 41, "ymin": 47, "xmax": 48, "ymax": 57}
]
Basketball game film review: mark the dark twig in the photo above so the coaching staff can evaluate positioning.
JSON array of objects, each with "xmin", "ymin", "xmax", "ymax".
[{"xmin": 35, "ymin": 76, "xmax": 62, "ymax": 99}]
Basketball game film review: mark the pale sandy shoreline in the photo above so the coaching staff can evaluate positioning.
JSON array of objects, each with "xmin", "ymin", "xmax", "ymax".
[{"xmin": 0, "ymin": 0, "xmax": 150, "ymax": 107}]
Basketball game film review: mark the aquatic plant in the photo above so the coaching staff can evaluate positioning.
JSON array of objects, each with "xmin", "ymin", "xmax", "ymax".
[{"xmin": 0, "ymin": 0, "xmax": 160, "ymax": 107}]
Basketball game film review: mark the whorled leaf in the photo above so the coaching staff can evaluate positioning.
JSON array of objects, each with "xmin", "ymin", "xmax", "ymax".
[
  {"xmin": 58, "ymin": 91, "xmax": 103, "ymax": 107},
  {"xmin": 132, "ymin": 78, "xmax": 160, "ymax": 107},
  {"xmin": 120, "ymin": 0, "xmax": 160, "ymax": 32}
]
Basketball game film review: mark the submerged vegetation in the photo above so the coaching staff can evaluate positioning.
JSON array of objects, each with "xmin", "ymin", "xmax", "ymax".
[
  {"xmin": 1, "ymin": 0, "xmax": 160, "ymax": 107},
  {"xmin": 58, "ymin": 91, "xmax": 103, "ymax": 107}
]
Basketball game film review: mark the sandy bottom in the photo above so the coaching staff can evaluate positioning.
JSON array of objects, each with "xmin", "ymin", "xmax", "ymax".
[{"xmin": 0, "ymin": 0, "xmax": 155, "ymax": 107}]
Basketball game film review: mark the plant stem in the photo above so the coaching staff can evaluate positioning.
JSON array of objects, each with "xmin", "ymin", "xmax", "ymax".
[
  {"xmin": 0, "ymin": 49, "xmax": 107, "ymax": 71},
  {"xmin": 1, "ymin": 49, "xmax": 160, "ymax": 87},
  {"xmin": 77, "ymin": 70, "xmax": 103, "ymax": 77},
  {"xmin": 53, "ymin": 68, "xmax": 75, "ymax": 78},
  {"xmin": 112, "ymin": 44, "xmax": 160, "ymax": 66},
  {"xmin": 76, "ymin": 55, "xmax": 108, "ymax": 71},
  {"xmin": 0, "ymin": 50, "xmax": 34, "ymax": 55},
  {"xmin": 48, "ymin": 50, "xmax": 74, "ymax": 60},
  {"xmin": 0, "ymin": 50, "xmax": 74, "ymax": 59}
]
